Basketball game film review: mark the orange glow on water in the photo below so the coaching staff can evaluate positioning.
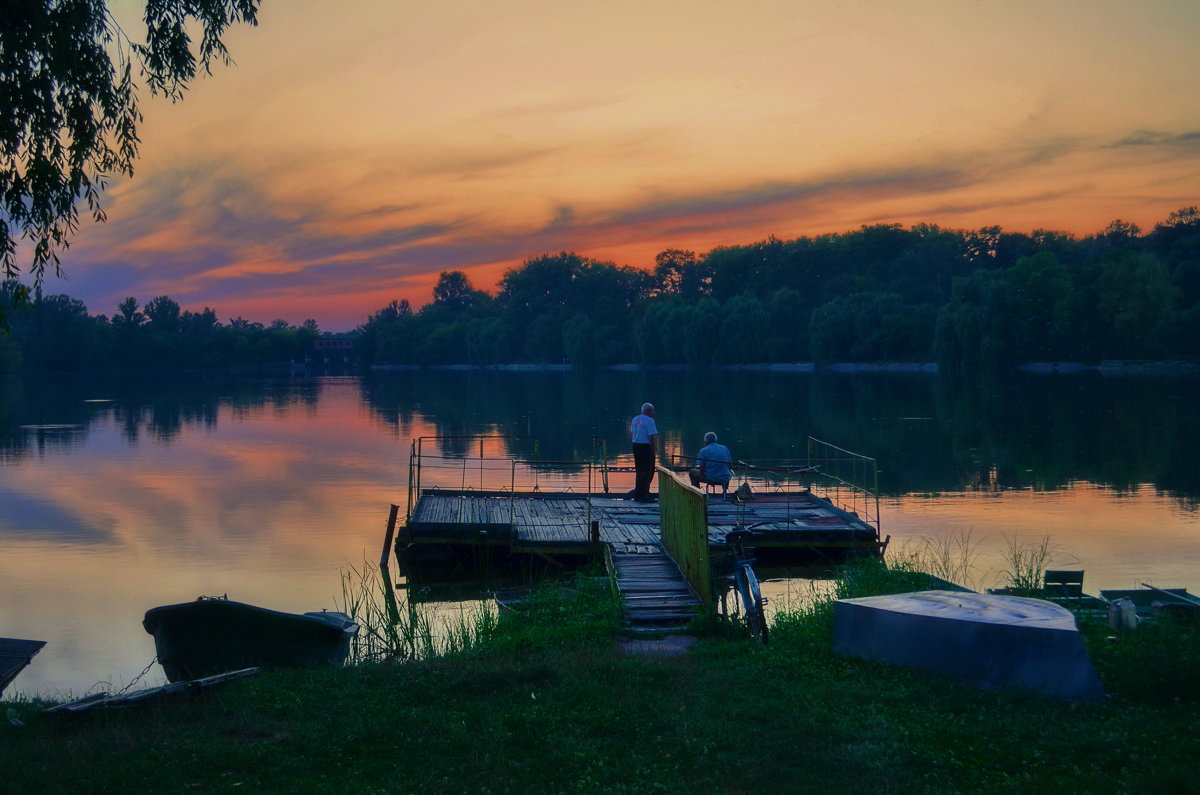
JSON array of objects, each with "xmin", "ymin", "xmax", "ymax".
[{"xmin": 882, "ymin": 484, "xmax": 1200, "ymax": 593}]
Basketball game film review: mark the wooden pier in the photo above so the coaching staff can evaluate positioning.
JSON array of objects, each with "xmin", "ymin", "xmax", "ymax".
[
  {"xmin": 394, "ymin": 436, "xmax": 887, "ymax": 630},
  {"xmin": 401, "ymin": 488, "xmax": 880, "ymax": 562}
]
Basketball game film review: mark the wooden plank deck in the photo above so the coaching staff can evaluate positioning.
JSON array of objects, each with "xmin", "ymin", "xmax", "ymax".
[
  {"xmin": 404, "ymin": 489, "xmax": 879, "ymax": 554},
  {"xmin": 609, "ymin": 548, "xmax": 704, "ymax": 631}
]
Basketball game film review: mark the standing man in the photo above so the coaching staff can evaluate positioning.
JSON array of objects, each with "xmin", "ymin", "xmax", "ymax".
[{"xmin": 630, "ymin": 402, "xmax": 658, "ymax": 502}]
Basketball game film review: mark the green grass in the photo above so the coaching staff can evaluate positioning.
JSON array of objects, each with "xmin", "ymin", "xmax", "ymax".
[{"xmin": 3, "ymin": 563, "xmax": 1198, "ymax": 793}]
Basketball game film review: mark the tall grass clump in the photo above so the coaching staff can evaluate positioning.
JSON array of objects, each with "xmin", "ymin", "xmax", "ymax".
[
  {"xmin": 337, "ymin": 560, "xmax": 437, "ymax": 663},
  {"xmin": 339, "ymin": 563, "xmax": 623, "ymax": 664},
  {"xmin": 768, "ymin": 579, "xmax": 838, "ymax": 648},
  {"xmin": 999, "ymin": 534, "xmax": 1054, "ymax": 593},
  {"xmin": 912, "ymin": 528, "xmax": 982, "ymax": 591},
  {"xmin": 437, "ymin": 600, "xmax": 501, "ymax": 655}
]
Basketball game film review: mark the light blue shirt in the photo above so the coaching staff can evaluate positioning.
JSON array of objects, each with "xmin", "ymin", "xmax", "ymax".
[
  {"xmin": 630, "ymin": 413, "xmax": 657, "ymax": 444},
  {"xmin": 697, "ymin": 442, "xmax": 732, "ymax": 482}
]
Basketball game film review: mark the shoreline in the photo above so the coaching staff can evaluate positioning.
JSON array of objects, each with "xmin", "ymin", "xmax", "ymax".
[{"xmin": 369, "ymin": 359, "xmax": 1199, "ymax": 376}]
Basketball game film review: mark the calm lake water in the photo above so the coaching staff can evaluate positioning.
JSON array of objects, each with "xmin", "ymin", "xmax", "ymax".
[{"xmin": 2, "ymin": 369, "xmax": 1198, "ymax": 695}]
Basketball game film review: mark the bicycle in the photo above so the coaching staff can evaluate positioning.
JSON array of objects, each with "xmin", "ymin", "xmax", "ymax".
[{"xmin": 724, "ymin": 526, "xmax": 770, "ymax": 644}]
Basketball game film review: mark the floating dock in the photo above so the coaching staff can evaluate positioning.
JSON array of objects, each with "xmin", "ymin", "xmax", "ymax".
[
  {"xmin": 402, "ymin": 490, "xmax": 879, "ymax": 560},
  {"xmin": 394, "ymin": 436, "xmax": 887, "ymax": 583}
]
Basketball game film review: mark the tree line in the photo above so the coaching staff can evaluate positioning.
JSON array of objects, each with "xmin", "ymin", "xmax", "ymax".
[
  {"xmin": 0, "ymin": 289, "xmax": 323, "ymax": 372},
  {"xmin": 358, "ymin": 207, "xmax": 1200, "ymax": 371},
  {"xmin": 3, "ymin": 207, "xmax": 1198, "ymax": 372}
]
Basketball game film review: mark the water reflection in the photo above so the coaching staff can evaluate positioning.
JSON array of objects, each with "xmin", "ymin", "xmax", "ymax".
[
  {"xmin": 359, "ymin": 370, "xmax": 1200, "ymax": 505},
  {"xmin": 6, "ymin": 370, "xmax": 1199, "ymax": 504},
  {"xmin": 1, "ymin": 369, "xmax": 1198, "ymax": 695},
  {"xmin": 1, "ymin": 373, "xmax": 322, "ymax": 454}
]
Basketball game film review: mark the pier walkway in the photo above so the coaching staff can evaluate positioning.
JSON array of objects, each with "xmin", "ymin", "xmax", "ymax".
[
  {"xmin": 609, "ymin": 547, "xmax": 705, "ymax": 631},
  {"xmin": 401, "ymin": 488, "xmax": 880, "ymax": 559}
]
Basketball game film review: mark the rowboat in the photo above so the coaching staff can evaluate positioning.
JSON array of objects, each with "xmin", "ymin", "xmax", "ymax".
[
  {"xmin": 143, "ymin": 597, "xmax": 359, "ymax": 683},
  {"xmin": 833, "ymin": 590, "xmax": 1105, "ymax": 701}
]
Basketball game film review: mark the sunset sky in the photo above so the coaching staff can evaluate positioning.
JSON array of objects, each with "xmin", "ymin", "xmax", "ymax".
[{"xmin": 47, "ymin": 0, "xmax": 1200, "ymax": 329}]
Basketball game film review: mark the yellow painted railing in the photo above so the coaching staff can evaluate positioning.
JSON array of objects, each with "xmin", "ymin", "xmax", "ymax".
[{"xmin": 656, "ymin": 465, "xmax": 712, "ymax": 608}]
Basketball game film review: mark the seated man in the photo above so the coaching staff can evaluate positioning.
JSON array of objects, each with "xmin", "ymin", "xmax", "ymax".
[{"xmin": 689, "ymin": 432, "xmax": 733, "ymax": 495}]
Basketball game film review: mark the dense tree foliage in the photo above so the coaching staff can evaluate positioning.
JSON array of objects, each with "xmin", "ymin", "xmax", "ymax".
[
  {"xmin": 0, "ymin": 283, "xmax": 324, "ymax": 372},
  {"xmin": 358, "ymin": 209, "xmax": 1200, "ymax": 369},
  {"xmin": 5, "ymin": 208, "xmax": 1198, "ymax": 372},
  {"xmin": 1, "ymin": 0, "xmax": 261, "ymax": 328},
  {"xmin": 356, "ymin": 257, "xmax": 650, "ymax": 367}
]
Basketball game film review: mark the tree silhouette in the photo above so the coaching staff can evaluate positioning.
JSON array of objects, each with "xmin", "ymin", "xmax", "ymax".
[{"xmin": 1, "ymin": 0, "xmax": 261, "ymax": 329}]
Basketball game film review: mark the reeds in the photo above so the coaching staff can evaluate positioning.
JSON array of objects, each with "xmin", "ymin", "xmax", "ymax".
[
  {"xmin": 337, "ymin": 560, "xmax": 437, "ymax": 663},
  {"xmin": 337, "ymin": 563, "xmax": 620, "ymax": 664},
  {"xmin": 914, "ymin": 528, "xmax": 982, "ymax": 591},
  {"xmin": 999, "ymin": 533, "xmax": 1054, "ymax": 594}
]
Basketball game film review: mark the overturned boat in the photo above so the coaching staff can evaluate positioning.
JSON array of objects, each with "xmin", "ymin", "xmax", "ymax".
[
  {"xmin": 833, "ymin": 590, "xmax": 1105, "ymax": 701},
  {"xmin": 143, "ymin": 597, "xmax": 359, "ymax": 683},
  {"xmin": 1, "ymin": 637, "xmax": 46, "ymax": 695}
]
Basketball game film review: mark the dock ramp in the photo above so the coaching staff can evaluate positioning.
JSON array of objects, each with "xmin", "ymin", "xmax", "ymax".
[{"xmin": 609, "ymin": 546, "xmax": 703, "ymax": 632}]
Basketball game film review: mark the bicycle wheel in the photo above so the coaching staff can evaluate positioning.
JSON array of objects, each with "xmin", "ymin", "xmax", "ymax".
[
  {"xmin": 746, "ymin": 604, "xmax": 769, "ymax": 645},
  {"xmin": 735, "ymin": 565, "xmax": 769, "ymax": 644},
  {"xmin": 739, "ymin": 566, "xmax": 768, "ymax": 648}
]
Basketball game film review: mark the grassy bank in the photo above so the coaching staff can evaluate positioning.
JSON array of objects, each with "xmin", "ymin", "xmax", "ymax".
[{"xmin": 3, "ymin": 565, "xmax": 1198, "ymax": 793}]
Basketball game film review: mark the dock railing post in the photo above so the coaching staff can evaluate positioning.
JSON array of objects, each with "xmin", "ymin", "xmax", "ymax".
[
  {"xmin": 406, "ymin": 439, "xmax": 416, "ymax": 524},
  {"xmin": 509, "ymin": 460, "xmax": 517, "ymax": 526}
]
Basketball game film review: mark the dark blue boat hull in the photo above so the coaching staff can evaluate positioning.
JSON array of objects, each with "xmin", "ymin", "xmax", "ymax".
[
  {"xmin": 143, "ymin": 599, "xmax": 358, "ymax": 683},
  {"xmin": 834, "ymin": 591, "xmax": 1105, "ymax": 701}
]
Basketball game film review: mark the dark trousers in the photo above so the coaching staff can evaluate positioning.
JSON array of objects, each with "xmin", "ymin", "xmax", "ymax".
[{"xmin": 632, "ymin": 442, "xmax": 656, "ymax": 500}]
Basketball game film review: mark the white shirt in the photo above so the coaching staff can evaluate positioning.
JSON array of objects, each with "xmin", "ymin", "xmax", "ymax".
[{"xmin": 630, "ymin": 413, "xmax": 658, "ymax": 444}]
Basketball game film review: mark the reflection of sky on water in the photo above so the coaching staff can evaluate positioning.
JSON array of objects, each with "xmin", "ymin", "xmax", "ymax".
[
  {"xmin": 755, "ymin": 484, "xmax": 1200, "ymax": 620},
  {"xmin": 2, "ymin": 379, "xmax": 415, "ymax": 696},
  {"xmin": 881, "ymin": 485, "xmax": 1200, "ymax": 595},
  {"xmin": 0, "ymin": 489, "xmax": 115, "ymax": 544},
  {"xmin": 1, "ymin": 371, "xmax": 1199, "ymax": 696}
]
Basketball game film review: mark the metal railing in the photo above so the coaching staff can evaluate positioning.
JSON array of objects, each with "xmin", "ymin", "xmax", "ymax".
[
  {"xmin": 668, "ymin": 436, "xmax": 881, "ymax": 536},
  {"xmin": 405, "ymin": 434, "xmax": 882, "ymax": 539},
  {"xmin": 406, "ymin": 436, "xmax": 617, "ymax": 535},
  {"xmin": 805, "ymin": 436, "xmax": 881, "ymax": 534}
]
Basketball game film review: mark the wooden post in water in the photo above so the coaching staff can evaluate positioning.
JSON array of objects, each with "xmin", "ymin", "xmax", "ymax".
[
  {"xmin": 379, "ymin": 505, "xmax": 403, "ymax": 626},
  {"xmin": 381, "ymin": 504, "xmax": 400, "ymax": 570}
]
